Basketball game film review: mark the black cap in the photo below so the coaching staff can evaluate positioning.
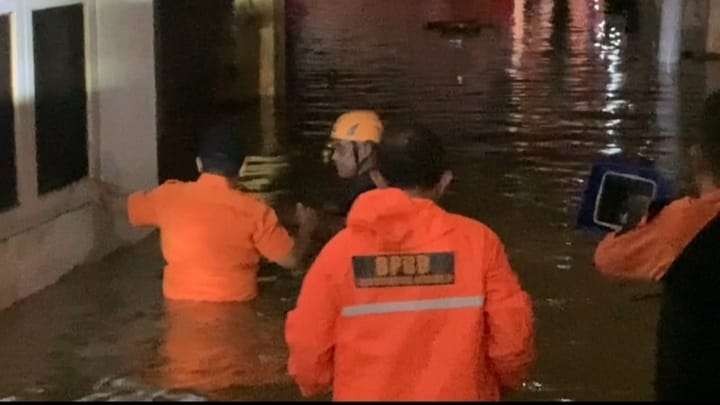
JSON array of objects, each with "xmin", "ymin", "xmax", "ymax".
[{"xmin": 198, "ymin": 119, "xmax": 244, "ymax": 176}]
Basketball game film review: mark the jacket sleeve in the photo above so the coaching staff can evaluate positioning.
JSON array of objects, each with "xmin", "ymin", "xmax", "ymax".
[
  {"xmin": 285, "ymin": 240, "xmax": 342, "ymax": 397},
  {"xmin": 484, "ymin": 238, "xmax": 535, "ymax": 389},
  {"xmin": 594, "ymin": 198, "xmax": 689, "ymax": 282},
  {"xmin": 127, "ymin": 185, "xmax": 167, "ymax": 227},
  {"xmin": 252, "ymin": 204, "xmax": 294, "ymax": 264}
]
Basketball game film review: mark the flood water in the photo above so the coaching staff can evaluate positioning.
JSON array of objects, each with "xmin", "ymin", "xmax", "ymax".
[{"xmin": 1, "ymin": 0, "xmax": 719, "ymax": 401}]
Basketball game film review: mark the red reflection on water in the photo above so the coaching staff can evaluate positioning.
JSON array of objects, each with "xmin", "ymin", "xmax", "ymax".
[{"xmin": 423, "ymin": 0, "xmax": 514, "ymax": 26}]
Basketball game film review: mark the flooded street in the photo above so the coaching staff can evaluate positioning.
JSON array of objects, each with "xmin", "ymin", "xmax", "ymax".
[{"xmin": 1, "ymin": 0, "xmax": 719, "ymax": 401}]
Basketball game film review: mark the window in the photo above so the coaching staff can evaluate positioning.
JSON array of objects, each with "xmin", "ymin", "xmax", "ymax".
[
  {"xmin": 32, "ymin": 4, "xmax": 87, "ymax": 194},
  {"xmin": 0, "ymin": 13, "xmax": 17, "ymax": 211}
]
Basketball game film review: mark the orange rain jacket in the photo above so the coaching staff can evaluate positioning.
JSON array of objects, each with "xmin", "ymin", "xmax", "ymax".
[
  {"xmin": 127, "ymin": 173, "xmax": 294, "ymax": 302},
  {"xmin": 285, "ymin": 188, "xmax": 534, "ymax": 401}
]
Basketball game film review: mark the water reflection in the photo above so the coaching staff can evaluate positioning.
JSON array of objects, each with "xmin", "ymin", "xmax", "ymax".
[
  {"xmin": 145, "ymin": 300, "xmax": 288, "ymax": 393},
  {"xmin": 77, "ymin": 377, "xmax": 207, "ymax": 402}
]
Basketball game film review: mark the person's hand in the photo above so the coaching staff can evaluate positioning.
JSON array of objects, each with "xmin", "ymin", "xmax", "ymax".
[
  {"xmin": 620, "ymin": 194, "xmax": 651, "ymax": 232},
  {"xmin": 295, "ymin": 203, "xmax": 319, "ymax": 236},
  {"xmin": 88, "ymin": 179, "xmax": 127, "ymax": 211}
]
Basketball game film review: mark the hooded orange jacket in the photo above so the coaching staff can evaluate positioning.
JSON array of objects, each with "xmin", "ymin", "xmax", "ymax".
[{"xmin": 285, "ymin": 188, "xmax": 534, "ymax": 401}]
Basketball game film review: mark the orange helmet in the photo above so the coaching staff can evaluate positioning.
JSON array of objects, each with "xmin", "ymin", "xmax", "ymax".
[{"xmin": 330, "ymin": 110, "xmax": 383, "ymax": 144}]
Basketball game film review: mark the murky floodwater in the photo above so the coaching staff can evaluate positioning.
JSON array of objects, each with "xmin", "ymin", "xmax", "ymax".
[{"xmin": 1, "ymin": 0, "xmax": 719, "ymax": 401}]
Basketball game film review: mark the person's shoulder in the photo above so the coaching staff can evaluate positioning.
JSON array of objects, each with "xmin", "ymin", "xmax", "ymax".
[
  {"xmin": 318, "ymin": 228, "xmax": 355, "ymax": 256},
  {"xmin": 161, "ymin": 179, "xmax": 186, "ymax": 187},
  {"xmin": 227, "ymin": 188, "xmax": 278, "ymax": 216},
  {"xmin": 310, "ymin": 230, "xmax": 357, "ymax": 277},
  {"xmin": 649, "ymin": 195, "xmax": 693, "ymax": 223},
  {"xmin": 140, "ymin": 179, "xmax": 187, "ymax": 196},
  {"xmin": 448, "ymin": 213, "xmax": 503, "ymax": 244}
]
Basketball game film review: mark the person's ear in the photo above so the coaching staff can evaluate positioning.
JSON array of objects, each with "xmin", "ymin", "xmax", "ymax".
[
  {"xmin": 370, "ymin": 169, "xmax": 389, "ymax": 188},
  {"xmin": 435, "ymin": 170, "xmax": 454, "ymax": 198},
  {"xmin": 195, "ymin": 157, "xmax": 203, "ymax": 173}
]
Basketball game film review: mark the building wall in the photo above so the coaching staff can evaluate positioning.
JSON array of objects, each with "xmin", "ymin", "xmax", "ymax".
[
  {"xmin": 652, "ymin": 0, "xmax": 720, "ymax": 58},
  {"xmin": 0, "ymin": 0, "xmax": 157, "ymax": 310},
  {"xmin": 95, "ymin": 0, "xmax": 158, "ymax": 192},
  {"xmin": 681, "ymin": 0, "xmax": 708, "ymax": 56},
  {"xmin": 256, "ymin": 0, "xmax": 286, "ymax": 98},
  {"xmin": 707, "ymin": 0, "xmax": 720, "ymax": 55}
]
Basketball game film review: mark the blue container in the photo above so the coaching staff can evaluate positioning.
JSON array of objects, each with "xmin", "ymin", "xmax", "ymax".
[{"xmin": 577, "ymin": 155, "xmax": 676, "ymax": 232}]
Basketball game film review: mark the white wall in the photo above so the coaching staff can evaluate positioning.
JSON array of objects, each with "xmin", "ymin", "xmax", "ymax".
[
  {"xmin": 0, "ymin": 0, "xmax": 157, "ymax": 311},
  {"xmin": 95, "ymin": 0, "xmax": 158, "ymax": 193}
]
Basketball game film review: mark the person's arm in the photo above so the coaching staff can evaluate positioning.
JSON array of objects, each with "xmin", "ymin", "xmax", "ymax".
[
  {"xmin": 594, "ymin": 198, "xmax": 687, "ymax": 282},
  {"xmin": 484, "ymin": 238, "xmax": 535, "ymax": 390},
  {"xmin": 89, "ymin": 179, "xmax": 125, "ymax": 210},
  {"xmin": 126, "ymin": 188, "xmax": 164, "ymax": 227},
  {"xmin": 255, "ymin": 203, "xmax": 318, "ymax": 271},
  {"xmin": 285, "ymin": 240, "xmax": 341, "ymax": 397},
  {"xmin": 91, "ymin": 179, "xmax": 161, "ymax": 227}
]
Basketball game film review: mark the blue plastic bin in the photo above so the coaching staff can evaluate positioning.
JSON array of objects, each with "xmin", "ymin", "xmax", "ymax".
[{"xmin": 577, "ymin": 155, "xmax": 676, "ymax": 232}]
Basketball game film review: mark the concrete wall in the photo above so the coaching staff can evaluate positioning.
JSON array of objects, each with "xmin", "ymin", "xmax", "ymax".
[
  {"xmin": 675, "ymin": 0, "xmax": 720, "ymax": 57},
  {"xmin": 95, "ymin": 0, "xmax": 158, "ymax": 193},
  {"xmin": 680, "ymin": 0, "xmax": 708, "ymax": 56},
  {"xmin": 0, "ymin": 0, "xmax": 157, "ymax": 311},
  {"xmin": 651, "ymin": 0, "xmax": 720, "ymax": 58},
  {"xmin": 93, "ymin": 0, "xmax": 158, "ymax": 253},
  {"xmin": 707, "ymin": 0, "xmax": 720, "ymax": 55},
  {"xmin": 256, "ymin": 0, "xmax": 286, "ymax": 98},
  {"xmin": 257, "ymin": 0, "xmax": 286, "ymax": 155}
]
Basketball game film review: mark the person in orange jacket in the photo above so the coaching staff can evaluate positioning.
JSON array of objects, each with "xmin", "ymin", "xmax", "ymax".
[
  {"xmin": 594, "ymin": 91, "xmax": 720, "ymax": 401},
  {"xmin": 285, "ymin": 124, "xmax": 535, "ymax": 401},
  {"xmin": 105, "ymin": 119, "xmax": 318, "ymax": 302}
]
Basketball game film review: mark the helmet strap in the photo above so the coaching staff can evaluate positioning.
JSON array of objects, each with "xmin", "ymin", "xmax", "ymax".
[{"xmin": 352, "ymin": 142, "xmax": 373, "ymax": 176}]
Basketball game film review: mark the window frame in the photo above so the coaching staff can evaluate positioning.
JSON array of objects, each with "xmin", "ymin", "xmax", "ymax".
[
  {"xmin": 0, "ymin": 3, "xmax": 19, "ymax": 212},
  {"xmin": 0, "ymin": 0, "xmax": 98, "ymax": 241}
]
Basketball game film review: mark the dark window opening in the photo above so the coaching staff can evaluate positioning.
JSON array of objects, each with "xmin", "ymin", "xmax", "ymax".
[
  {"xmin": 33, "ymin": 4, "xmax": 88, "ymax": 194},
  {"xmin": 0, "ymin": 13, "xmax": 17, "ymax": 211}
]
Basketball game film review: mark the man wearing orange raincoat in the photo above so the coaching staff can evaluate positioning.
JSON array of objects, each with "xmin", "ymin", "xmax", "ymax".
[{"xmin": 285, "ymin": 124, "xmax": 535, "ymax": 401}]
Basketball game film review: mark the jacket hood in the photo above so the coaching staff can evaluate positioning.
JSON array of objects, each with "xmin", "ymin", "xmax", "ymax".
[{"xmin": 346, "ymin": 188, "xmax": 455, "ymax": 251}]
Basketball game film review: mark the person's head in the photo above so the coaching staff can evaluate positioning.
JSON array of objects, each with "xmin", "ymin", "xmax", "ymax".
[
  {"xmin": 371, "ymin": 124, "xmax": 453, "ymax": 200},
  {"xmin": 329, "ymin": 110, "xmax": 383, "ymax": 178},
  {"xmin": 196, "ymin": 121, "xmax": 244, "ymax": 178},
  {"xmin": 689, "ymin": 90, "xmax": 720, "ymax": 189}
]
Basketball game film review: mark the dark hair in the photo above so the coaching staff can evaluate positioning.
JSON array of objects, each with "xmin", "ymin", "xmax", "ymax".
[
  {"xmin": 198, "ymin": 119, "xmax": 244, "ymax": 177},
  {"xmin": 699, "ymin": 90, "xmax": 720, "ymax": 179},
  {"xmin": 377, "ymin": 124, "xmax": 446, "ymax": 189}
]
